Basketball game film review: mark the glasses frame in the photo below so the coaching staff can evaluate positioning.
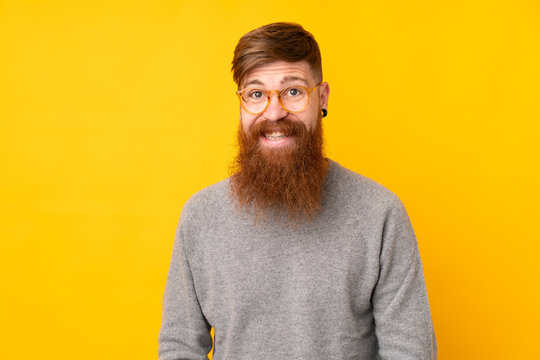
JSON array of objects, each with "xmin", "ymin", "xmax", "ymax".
[{"xmin": 236, "ymin": 83, "xmax": 322, "ymax": 115}]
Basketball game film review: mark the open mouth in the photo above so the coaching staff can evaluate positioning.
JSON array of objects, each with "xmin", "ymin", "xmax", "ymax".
[{"xmin": 263, "ymin": 131, "xmax": 287, "ymax": 140}]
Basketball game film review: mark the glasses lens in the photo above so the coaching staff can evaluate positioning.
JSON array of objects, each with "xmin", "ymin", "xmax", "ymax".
[
  {"xmin": 239, "ymin": 86, "xmax": 312, "ymax": 114},
  {"xmin": 280, "ymin": 87, "xmax": 308, "ymax": 112},
  {"xmin": 241, "ymin": 89, "xmax": 268, "ymax": 114}
]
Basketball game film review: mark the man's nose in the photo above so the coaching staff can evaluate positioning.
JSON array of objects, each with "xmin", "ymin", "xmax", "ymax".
[{"xmin": 262, "ymin": 92, "xmax": 288, "ymax": 121}]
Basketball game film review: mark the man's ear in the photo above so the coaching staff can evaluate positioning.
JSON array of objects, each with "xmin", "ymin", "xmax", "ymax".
[{"xmin": 319, "ymin": 82, "xmax": 330, "ymax": 109}]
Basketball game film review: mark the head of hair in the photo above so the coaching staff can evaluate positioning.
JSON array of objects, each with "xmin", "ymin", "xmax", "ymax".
[{"xmin": 231, "ymin": 22, "xmax": 323, "ymax": 87}]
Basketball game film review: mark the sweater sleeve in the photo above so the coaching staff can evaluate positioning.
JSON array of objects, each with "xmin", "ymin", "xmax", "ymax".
[
  {"xmin": 371, "ymin": 197, "xmax": 437, "ymax": 359},
  {"xmin": 158, "ymin": 212, "xmax": 213, "ymax": 360}
]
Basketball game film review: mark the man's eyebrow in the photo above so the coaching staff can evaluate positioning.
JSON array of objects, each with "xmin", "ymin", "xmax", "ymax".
[
  {"xmin": 243, "ymin": 79, "xmax": 264, "ymax": 87},
  {"xmin": 243, "ymin": 76, "xmax": 310, "ymax": 88},
  {"xmin": 281, "ymin": 76, "xmax": 309, "ymax": 86}
]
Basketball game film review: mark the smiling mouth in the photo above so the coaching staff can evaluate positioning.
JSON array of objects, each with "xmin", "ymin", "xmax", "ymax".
[{"xmin": 263, "ymin": 131, "xmax": 287, "ymax": 140}]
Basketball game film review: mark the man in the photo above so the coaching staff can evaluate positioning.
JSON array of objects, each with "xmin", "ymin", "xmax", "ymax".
[{"xmin": 158, "ymin": 22, "xmax": 437, "ymax": 359}]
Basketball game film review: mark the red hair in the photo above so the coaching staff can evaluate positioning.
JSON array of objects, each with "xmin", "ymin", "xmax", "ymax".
[{"xmin": 231, "ymin": 22, "xmax": 323, "ymax": 87}]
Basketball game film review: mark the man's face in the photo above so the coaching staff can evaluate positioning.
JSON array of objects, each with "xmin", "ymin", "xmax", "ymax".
[
  {"xmin": 239, "ymin": 60, "xmax": 330, "ymax": 149},
  {"xmin": 231, "ymin": 60, "xmax": 330, "ymax": 222}
]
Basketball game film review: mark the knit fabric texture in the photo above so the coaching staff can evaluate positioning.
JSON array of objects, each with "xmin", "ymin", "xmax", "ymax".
[{"xmin": 158, "ymin": 159, "xmax": 437, "ymax": 359}]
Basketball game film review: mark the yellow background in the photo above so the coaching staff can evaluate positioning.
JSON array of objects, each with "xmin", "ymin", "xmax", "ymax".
[{"xmin": 1, "ymin": 0, "xmax": 539, "ymax": 359}]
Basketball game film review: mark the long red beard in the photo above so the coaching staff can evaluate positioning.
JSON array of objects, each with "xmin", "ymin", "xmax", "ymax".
[{"xmin": 230, "ymin": 117, "xmax": 329, "ymax": 222}]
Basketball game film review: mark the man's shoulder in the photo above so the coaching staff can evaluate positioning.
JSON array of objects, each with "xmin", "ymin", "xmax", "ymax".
[
  {"xmin": 327, "ymin": 159, "xmax": 404, "ymax": 212},
  {"xmin": 177, "ymin": 177, "xmax": 232, "ymax": 225}
]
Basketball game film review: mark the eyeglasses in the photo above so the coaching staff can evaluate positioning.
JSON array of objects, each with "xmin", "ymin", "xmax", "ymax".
[{"xmin": 236, "ymin": 83, "xmax": 321, "ymax": 115}]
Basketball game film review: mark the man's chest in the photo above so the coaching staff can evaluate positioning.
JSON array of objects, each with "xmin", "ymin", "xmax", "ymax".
[{"xmin": 188, "ymin": 221, "xmax": 382, "ymax": 328}]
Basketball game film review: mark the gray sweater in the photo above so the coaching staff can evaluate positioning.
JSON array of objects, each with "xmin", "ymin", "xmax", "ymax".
[{"xmin": 158, "ymin": 160, "xmax": 437, "ymax": 359}]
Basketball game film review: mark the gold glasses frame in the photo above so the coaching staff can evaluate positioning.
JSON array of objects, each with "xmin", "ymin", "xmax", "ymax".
[{"xmin": 236, "ymin": 83, "xmax": 322, "ymax": 115}]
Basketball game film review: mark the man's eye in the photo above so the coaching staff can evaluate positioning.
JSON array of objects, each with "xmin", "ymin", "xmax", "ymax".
[
  {"xmin": 285, "ymin": 88, "xmax": 303, "ymax": 97},
  {"xmin": 249, "ymin": 90, "xmax": 264, "ymax": 99}
]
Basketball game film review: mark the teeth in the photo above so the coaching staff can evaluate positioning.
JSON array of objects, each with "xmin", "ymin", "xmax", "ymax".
[{"xmin": 264, "ymin": 131, "xmax": 287, "ymax": 140}]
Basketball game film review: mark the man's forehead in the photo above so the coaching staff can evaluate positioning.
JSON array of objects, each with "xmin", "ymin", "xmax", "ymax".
[{"xmin": 241, "ymin": 61, "xmax": 314, "ymax": 87}]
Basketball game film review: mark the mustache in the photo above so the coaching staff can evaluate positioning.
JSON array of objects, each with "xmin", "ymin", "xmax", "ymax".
[{"xmin": 249, "ymin": 118, "xmax": 307, "ymax": 139}]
